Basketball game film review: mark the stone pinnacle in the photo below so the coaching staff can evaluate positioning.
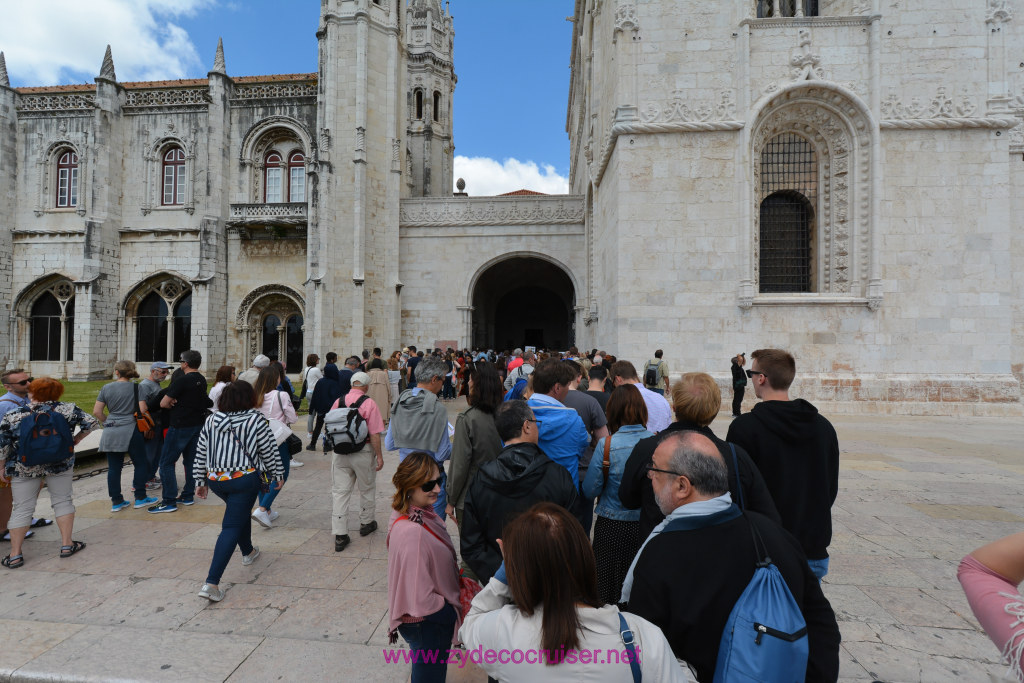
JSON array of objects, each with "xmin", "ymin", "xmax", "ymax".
[
  {"xmin": 0, "ymin": 52, "xmax": 8, "ymax": 88},
  {"xmin": 213, "ymin": 37, "xmax": 226, "ymax": 73},
  {"xmin": 99, "ymin": 45, "xmax": 116, "ymax": 81}
]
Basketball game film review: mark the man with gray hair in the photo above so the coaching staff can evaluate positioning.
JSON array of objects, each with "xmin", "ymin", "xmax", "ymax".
[
  {"xmin": 385, "ymin": 355, "xmax": 452, "ymax": 518},
  {"xmin": 237, "ymin": 354, "xmax": 270, "ymax": 385},
  {"xmin": 623, "ymin": 432, "xmax": 840, "ymax": 682},
  {"xmin": 503, "ymin": 350, "xmax": 536, "ymax": 390}
]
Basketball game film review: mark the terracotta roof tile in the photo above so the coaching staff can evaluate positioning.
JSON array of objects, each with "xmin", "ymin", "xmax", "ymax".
[
  {"xmin": 14, "ymin": 72, "xmax": 316, "ymax": 95},
  {"xmin": 498, "ymin": 189, "xmax": 547, "ymax": 196}
]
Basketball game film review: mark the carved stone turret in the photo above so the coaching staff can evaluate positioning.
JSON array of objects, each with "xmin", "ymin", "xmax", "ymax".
[
  {"xmin": 98, "ymin": 45, "xmax": 116, "ymax": 81},
  {"xmin": 212, "ymin": 37, "xmax": 226, "ymax": 74}
]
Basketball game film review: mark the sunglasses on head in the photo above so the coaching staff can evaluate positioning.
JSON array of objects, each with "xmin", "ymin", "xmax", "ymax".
[{"xmin": 418, "ymin": 478, "xmax": 442, "ymax": 493}]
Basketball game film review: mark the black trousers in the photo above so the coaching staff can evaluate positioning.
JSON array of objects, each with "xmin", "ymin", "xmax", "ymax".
[{"xmin": 732, "ymin": 385, "xmax": 744, "ymax": 416}]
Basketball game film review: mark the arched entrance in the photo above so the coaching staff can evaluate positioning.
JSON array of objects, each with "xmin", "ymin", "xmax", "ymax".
[
  {"xmin": 236, "ymin": 285, "xmax": 305, "ymax": 371},
  {"xmin": 471, "ymin": 256, "xmax": 575, "ymax": 351}
]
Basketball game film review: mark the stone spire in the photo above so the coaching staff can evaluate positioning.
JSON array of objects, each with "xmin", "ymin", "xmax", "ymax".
[
  {"xmin": 0, "ymin": 52, "xmax": 8, "ymax": 88},
  {"xmin": 212, "ymin": 37, "xmax": 226, "ymax": 74},
  {"xmin": 99, "ymin": 45, "xmax": 116, "ymax": 81}
]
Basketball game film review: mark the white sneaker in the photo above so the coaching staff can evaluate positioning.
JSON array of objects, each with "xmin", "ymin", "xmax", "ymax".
[
  {"xmin": 251, "ymin": 508, "xmax": 272, "ymax": 528},
  {"xmin": 290, "ymin": 459, "xmax": 304, "ymax": 467},
  {"xmin": 198, "ymin": 584, "xmax": 225, "ymax": 601},
  {"xmin": 242, "ymin": 546, "xmax": 261, "ymax": 566},
  {"xmin": 268, "ymin": 510, "xmax": 280, "ymax": 522}
]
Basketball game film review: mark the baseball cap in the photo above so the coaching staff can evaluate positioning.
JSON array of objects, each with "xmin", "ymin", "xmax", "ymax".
[
  {"xmin": 150, "ymin": 361, "xmax": 175, "ymax": 371},
  {"xmin": 351, "ymin": 372, "xmax": 371, "ymax": 387},
  {"xmin": 253, "ymin": 354, "xmax": 271, "ymax": 368}
]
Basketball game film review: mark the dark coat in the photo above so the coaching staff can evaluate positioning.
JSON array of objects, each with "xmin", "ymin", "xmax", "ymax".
[
  {"xmin": 309, "ymin": 365, "xmax": 342, "ymax": 416},
  {"xmin": 460, "ymin": 441, "xmax": 578, "ymax": 583},
  {"xmin": 730, "ymin": 359, "xmax": 748, "ymax": 388},
  {"xmin": 726, "ymin": 399, "xmax": 839, "ymax": 560},
  {"xmin": 619, "ymin": 421, "xmax": 780, "ymax": 538},
  {"xmin": 626, "ymin": 508, "xmax": 841, "ymax": 683}
]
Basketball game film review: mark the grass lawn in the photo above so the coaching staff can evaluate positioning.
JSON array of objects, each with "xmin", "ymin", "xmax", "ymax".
[{"xmin": 57, "ymin": 380, "xmax": 308, "ymax": 416}]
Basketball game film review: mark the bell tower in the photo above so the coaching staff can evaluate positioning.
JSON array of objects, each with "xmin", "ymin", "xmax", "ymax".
[{"xmin": 405, "ymin": 0, "xmax": 456, "ymax": 197}]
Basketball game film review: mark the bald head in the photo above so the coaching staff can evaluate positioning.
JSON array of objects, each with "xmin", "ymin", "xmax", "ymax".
[{"xmin": 649, "ymin": 432, "xmax": 729, "ymax": 514}]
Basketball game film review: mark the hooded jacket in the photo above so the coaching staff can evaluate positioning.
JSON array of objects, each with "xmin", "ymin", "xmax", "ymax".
[
  {"xmin": 527, "ymin": 393, "xmax": 590, "ymax": 483},
  {"xmin": 309, "ymin": 365, "xmax": 342, "ymax": 416},
  {"xmin": 460, "ymin": 441, "xmax": 578, "ymax": 583},
  {"xmin": 389, "ymin": 387, "xmax": 448, "ymax": 452},
  {"xmin": 726, "ymin": 399, "xmax": 839, "ymax": 560}
]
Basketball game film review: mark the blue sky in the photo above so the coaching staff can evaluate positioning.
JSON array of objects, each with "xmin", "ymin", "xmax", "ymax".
[{"xmin": 1, "ymin": 0, "xmax": 574, "ymax": 195}]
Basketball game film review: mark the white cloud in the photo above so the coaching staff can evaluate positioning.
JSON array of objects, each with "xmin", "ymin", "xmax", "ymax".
[
  {"xmin": 0, "ymin": 0, "xmax": 213, "ymax": 85},
  {"xmin": 453, "ymin": 156, "xmax": 569, "ymax": 197}
]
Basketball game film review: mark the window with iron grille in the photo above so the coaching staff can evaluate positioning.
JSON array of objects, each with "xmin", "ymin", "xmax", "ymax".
[
  {"xmin": 759, "ymin": 133, "xmax": 816, "ymax": 293},
  {"xmin": 756, "ymin": 0, "xmax": 818, "ymax": 17}
]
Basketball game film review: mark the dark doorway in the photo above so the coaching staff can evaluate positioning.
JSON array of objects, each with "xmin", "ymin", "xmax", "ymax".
[{"xmin": 472, "ymin": 257, "xmax": 575, "ymax": 351}]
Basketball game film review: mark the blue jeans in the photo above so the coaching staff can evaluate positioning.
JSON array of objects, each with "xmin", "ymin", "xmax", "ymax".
[
  {"xmin": 397, "ymin": 602, "xmax": 456, "ymax": 683},
  {"xmin": 145, "ymin": 429, "xmax": 164, "ymax": 479},
  {"xmin": 160, "ymin": 424, "xmax": 203, "ymax": 504},
  {"xmin": 648, "ymin": 387, "xmax": 664, "ymax": 395},
  {"xmin": 433, "ymin": 466, "xmax": 447, "ymax": 520},
  {"xmin": 206, "ymin": 473, "xmax": 259, "ymax": 585},
  {"xmin": 107, "ymin": 429, "xmax": 151, "ymax": 503},
  {"xmin": 807, "ymin": 557, "xmax": 830, "ymax": 582},
  {"xmin": 257, "ymin": 443, "xmax": 290, "ymax": 510}
]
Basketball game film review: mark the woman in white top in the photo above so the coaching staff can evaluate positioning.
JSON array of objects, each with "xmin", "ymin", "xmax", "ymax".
[
  {"xmin": 300, "ymin": 354, "xmax": 323, "ymax": 438},
  {"xmin": 208, "ymin": 365, "xmax": 235, "ymax": 412},
  {"xmin": 460, "ymin": 502, "xmax": 687, "ymax": 682},
  {"xmin": 249, "ymin": 365, "xmax": 296, "ymax": 528}
]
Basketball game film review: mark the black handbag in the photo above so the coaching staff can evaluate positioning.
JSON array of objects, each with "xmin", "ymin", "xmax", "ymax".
[{"xmin": 286, "ymin": 433, "xmax": 303, "ymax": 456}]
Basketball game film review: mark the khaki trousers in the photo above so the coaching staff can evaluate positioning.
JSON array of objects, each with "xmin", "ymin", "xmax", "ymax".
[{"xmin": 331, "ymin": 446, "xmax": 376, "ymax": 536}]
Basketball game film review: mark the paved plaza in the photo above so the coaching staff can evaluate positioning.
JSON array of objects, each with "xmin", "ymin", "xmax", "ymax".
[{"xmin": 0, "ymin": 401, "xmax": 1020, "ymax": 682}]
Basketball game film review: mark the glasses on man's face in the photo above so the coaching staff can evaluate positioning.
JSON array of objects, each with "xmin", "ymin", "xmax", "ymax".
[
  {"xmin": 418, "ymin": 478, "xmax": 442, "ymax": 493},
  {"xmin": 5, "ymin": 378, "xmax": 33, "ymax": 387},
  {"xmin": 745, "ymin": 369, "xmax": 766, "ymax": 379},
  {"xmin": 645, "ymin": 462, "xmax": 682, "ymax": 478},
  {"xmin": 525, "ymin": 418, "xmax": 543, "ymax": 426}
]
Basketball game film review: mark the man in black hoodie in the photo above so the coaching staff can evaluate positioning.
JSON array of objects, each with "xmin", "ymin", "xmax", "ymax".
[
  {"xmin": 460, "ymin": 400, "xmax": 577, "ymax": 583},
  {"xmin": 726, "ymin": 348, "xmax": 839, "ymax": 580}
]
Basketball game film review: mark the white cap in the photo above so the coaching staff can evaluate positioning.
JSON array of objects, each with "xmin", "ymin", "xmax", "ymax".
[
  {"xmin": 252, "ymin": 354, "xmax": 270, "ymax": 368},
  {"xmin": 351, "ymin": 371, "xmax": 371, "ymax": 387}
]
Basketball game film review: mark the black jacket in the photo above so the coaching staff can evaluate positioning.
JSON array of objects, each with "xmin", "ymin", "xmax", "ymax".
[
  {"xmin": 726, "ymin": 399, "xmax": 839, "ymax": 560},
  {"xmin": 730, "ymin": 360, "xmax": 747, "ymax": 388},
  {"xmin": 460, "ymin": 441, "xmax": 578, "ymax": 583},
  {"xmin": 620, "ymin": 421, "xmax": 781, "ymax": 538},
  {"xmin": 309, "ymin": 365, "xmax": 342, "ymax": 416},
  {"xmin": 626, "ymin": 508, "xmax": 841, "ymax": 683}
]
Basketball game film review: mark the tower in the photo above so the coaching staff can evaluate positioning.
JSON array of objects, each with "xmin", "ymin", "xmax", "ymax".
[
  {"xmin": 311, "ymin": 0, "xmax": 407, "ymax": 352},
  {"xmin": 405, "ymin": 0, "xmax": 456, "ymax": 197}
]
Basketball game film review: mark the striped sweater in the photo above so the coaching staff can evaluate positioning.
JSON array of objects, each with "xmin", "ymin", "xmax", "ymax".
[{"xmin": 193, "ymin": 409, "xmax": 284, "ymax": 481}]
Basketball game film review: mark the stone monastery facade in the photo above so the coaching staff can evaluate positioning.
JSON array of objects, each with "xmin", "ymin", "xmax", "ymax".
[{"xmin": 0, "ymin": 0, "xmax": 1022, "ymax": 415}]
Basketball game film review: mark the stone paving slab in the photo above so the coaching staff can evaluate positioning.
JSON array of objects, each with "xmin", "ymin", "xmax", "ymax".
[{"xmin": 0, "ymin": 405, "xmax": 1021, "ymax": 681}]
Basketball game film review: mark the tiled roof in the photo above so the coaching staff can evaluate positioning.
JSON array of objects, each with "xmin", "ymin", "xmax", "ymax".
[
  {"xmin": 15, "ymin": 72, "xmax": 317, "ymax": 95},
  {"xmin": 498, "ymin": 189, "xmax": 547, "ymax": 196}
]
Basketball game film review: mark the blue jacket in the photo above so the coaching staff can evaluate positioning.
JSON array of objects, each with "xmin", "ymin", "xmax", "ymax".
[
  {"xmin": 582, "ymin": 424, "xmax": 651, "ymax": 521},
  {"xmin": 527, "ymin": 394, "xmax": 590, "ymax": 484}
]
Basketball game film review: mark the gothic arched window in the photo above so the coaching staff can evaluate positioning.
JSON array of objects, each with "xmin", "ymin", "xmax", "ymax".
[
  {"xmin": 288, "ymin": 152, "xmax": 306, "ymax": 202},
  {"xmin": 433, "ymin": 91, "xmax": 441, "ymax": 122},
  {"xmin": 415, "ymin": 90, "xmax": 424, "ymax": 120},
  {"xmin": 758, "ymin": 133, "xmax": 817, "ymax": 293},
  {"xmin": 30, "ymin": 289, "xmax": 74, "ymax": 361},
  {"xmin": 162, "ymin": 146, "xmax": 186, "ymax": 206},
  {"xmin": 264, "ymin": 152, "xmax": 283, "ymax": 203},
  {"xmin": 133, "ymin": 280, "xmax": 192, "ymax": 362},
  {"xmin": 56, "ymin": 149, "xmax": 78, "ymax": 208}
]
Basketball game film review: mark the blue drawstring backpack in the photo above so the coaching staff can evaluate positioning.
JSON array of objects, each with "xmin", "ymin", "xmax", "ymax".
[{"xmin": 503, "ymin": 377, "xmax": 528, "ymax": 401}]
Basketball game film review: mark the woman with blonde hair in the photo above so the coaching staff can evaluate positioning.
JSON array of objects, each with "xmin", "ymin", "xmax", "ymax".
[
  {"xmin": 0, "ymin": 378, "xmax": 98, "ymax": 568},
  {"xmin": 460, "ymin": 502, "xmax": 685, "ymax": 681},
  {"xmin": 93, "ymin": 360, "xmax": 159, "ymax": 512},
  {"xmin": 387, "ymin": 451, "xmax": 461, "ymax": 682}
]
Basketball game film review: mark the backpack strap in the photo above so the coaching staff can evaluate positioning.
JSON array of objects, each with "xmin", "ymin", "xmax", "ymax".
[
  {"xmin": 660, "ymin": 504, "xmax": 742, "ymax": 533},
  {"xmin": 729, "ymin": 443, "xmax": 745, "ymax": 511},
  {"xmin": 617, "ymin": 613, "xmax": 642, "ymax": 683},
  {"xmin": 601, "ymin": 434, "xmax": 612, "ymax": 493}
]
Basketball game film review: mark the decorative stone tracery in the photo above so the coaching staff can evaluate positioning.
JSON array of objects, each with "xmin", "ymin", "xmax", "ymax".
[
  {"xmin": 235, "ymin": 285, "xmax": 305, "ymax": 366},
  {"xmin": 750, "ymin": 85, "xmax": 873, "ymax": 298},
  {"xmin": 33, "ymin": 136, "xmax": 88, "ymax": 217},
  {"xmin": 140, "ymin": 122, "xmax": 199, "ymax": 215}
]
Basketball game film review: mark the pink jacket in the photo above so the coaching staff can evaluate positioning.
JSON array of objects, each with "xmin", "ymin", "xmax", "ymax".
[
  {"xmin": 258, "ymin": 390, "xmax": 296, "ymax": 425},
  {"xmin": 386, "ymin": 507, "xmax": 462, "ymax": 642}
]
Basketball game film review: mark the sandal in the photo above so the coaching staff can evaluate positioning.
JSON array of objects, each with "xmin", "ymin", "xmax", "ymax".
[
  {"xmin": 1, "ymin": 530, "xmax": 34, "ymax": 541},
  {"xmin": 30, "ymin": 518, "xmax": 54, "ymax": 528},
  {"xmin": 1, "ymin": 554, "xmax": 24, "ymax": 569},
  {"xmin": 59, "ymin": 541, "xmax": 86, "ymax": 558}
]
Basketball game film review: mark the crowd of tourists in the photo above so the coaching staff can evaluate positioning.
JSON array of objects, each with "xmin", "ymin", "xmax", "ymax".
[{"xmin": 0, "ymin": 343, "xmax": 1021, "ymax": 681}]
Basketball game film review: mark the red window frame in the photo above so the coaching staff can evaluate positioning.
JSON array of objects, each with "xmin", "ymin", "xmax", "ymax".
[
  {"xmin": 288, "ymin": 152, "xmax": 306, "ymax": 202},
  {"xmin": 264, "ymin": 152, "xmax": 283, "ymax": 203},
  {"xmin": 162, "ymin": 147, "xmax": 186, "ymax": 206},
  {"xmin": 56, "ymin": 150, "xmax": 78, "ymax": 208}
]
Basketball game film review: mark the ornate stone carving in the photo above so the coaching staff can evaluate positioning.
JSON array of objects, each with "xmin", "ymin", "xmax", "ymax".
[
  {"xmin": 641, "ymin": 90, "xmax": 737, "ymax": 124},
  {"xmin": 986, "ymin": 0, "xmax": 1012, "ymax": 23},
  {"xmin": 99, "ymin": 45, "xmax": 116, "ymax": 81},
  {"xmin": 213, "ymin": 37, "xmax": 226, "ymax": 73},
  {"xmin": 879, "ymin": 87, "xmax": 1014, "ymax": 129},
  {"xmin": 235, "ymin": 284, "xmax": 305, "ymax": 328},
  {"xmin": 17, "ymin": 93, "xmax": 97, "ymax": 113},
  {"xmin": 612, "ymin": 3, "xmax": 639, "ymax": 42},
  {"xmin": 139, "ymin": 126, "xmax": 199, "ymax": 215},
  {"xmin": 232, "ymin": 81, "xmax": 317, "ymax": 101},
  {"xmin": 399, "ymin": 196, "xmax": 585, "ymax": 227},
  {"xmin": 227, "ymin": 202, "xmax": 308, "ymax": 228},
  {"xmin": 751, "ymin": 87, "xmax": 874, "ymax": 296},
  {"xmin": 791, "ymin": 29, "xmax": 825, "ymax": 81},
  {"xmin": 124, "ymin": 87, "xmax": 210, "ymax": 110}
]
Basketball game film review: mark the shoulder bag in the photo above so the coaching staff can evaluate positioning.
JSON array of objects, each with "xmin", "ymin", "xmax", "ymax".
[
  {"xmin": 133, "ymin": 383, "xmax": 156, "ymax": 439},
  {"xmin": 601, "ymin": 433, "xmax": 612, "ymax": 493}
]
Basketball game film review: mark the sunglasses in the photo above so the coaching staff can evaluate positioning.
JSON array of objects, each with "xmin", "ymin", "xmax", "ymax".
[
  {"xmin": 418, "ymin": 478, "xmax": 442, "ymax": 493},
  {"xmin": 5, "ymin": 378, "xmax": 33, "ymax": 386},
  {"xmin": 745, "ymin": 370, "xmax": 766, "ymax": 379}
]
